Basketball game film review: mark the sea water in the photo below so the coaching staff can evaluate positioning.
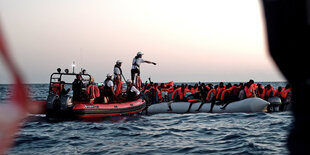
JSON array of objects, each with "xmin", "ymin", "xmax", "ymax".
[{"xmin": 1, "ymin": 82, "xmax": 292, "ymax": 154}]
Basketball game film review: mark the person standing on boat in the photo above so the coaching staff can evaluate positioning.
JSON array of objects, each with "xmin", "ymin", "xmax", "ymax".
[
  {"xmin": 114, "ymin": 60, "xmax": 123, "ymax": 83},
  {"xmin": 103, "ymin": 73, "xmax": 115, "ymax": 103},
  {"xmin": 131, "ymin": 51, "xmax": 156, "ymax": 89},
  {"xmin": 72, "ymin": 74, "xmax": 83, "ymax": 101},
  {"xmin": 114, "ymin": 60, "xmax": 123, "ymax": 97}
]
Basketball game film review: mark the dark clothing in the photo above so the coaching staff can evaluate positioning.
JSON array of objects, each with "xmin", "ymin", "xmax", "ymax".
[
  {"xmin": 131, "ymin": 68, "xmax": 140, "ymax": 82},
  {"xmin": 103, "ymin": 78, "xmax": 114, "ymax": 102},
  {"xmin": 94, "ymin": 87, "xmax": 105, "ymax": 103},
  {"xmin": 126, "ymin": 86, "xmax": 139, "ymax": 101},
  {"xmin": 72, "ymin": 79, "xmax": 83, "ymax": 101}
]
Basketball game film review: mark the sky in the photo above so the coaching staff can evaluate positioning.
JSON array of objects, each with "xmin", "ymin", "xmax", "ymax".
[{"xmin": 0, "ymin": 0, "xmax": 285, "ymax": 84}]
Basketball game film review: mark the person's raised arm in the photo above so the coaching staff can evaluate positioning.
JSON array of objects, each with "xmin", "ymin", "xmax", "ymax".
[{"xmin": 144, "ymin": 60, "xmax": 156, "ymax": 65}]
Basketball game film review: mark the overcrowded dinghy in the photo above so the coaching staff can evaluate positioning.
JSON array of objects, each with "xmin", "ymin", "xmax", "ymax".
[{"xmin": 145, "ymin": 97, "xmax": 269, "ymax": 114}]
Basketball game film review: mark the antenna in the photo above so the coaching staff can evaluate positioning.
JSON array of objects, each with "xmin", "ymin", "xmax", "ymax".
[{"xmin": 72, "ymin": 61, "xmax": 76, "ymax": 73}]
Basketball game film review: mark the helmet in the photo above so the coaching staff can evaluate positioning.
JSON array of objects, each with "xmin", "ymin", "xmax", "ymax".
[
  {"xmin": 107, "ymin": 73, "xmax": 113, "ymax": 77},
  {"xmin": 126, "ymin": 79, "xmax": 132, "ymax": 83},
  {"xmin": 137, "ymin": 51, "xmax": 144, "ymax": 56},
  {"xmin": 116, "ymin": 60, "xmax": 122, "ymax": 64}
]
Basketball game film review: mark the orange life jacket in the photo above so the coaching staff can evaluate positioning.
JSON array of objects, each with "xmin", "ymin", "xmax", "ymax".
[
  {"xmin": 220, "ymin": 87, "xmax": 232, "ymax": 101},
  {"xmin": 257, "ymin": 86, "xmax": 266, "ymax": 99},
  {"xmin": 266, "ymin": 86, "xmax": 275, "ymax": 98},
  {"xmin": 275, "ymin": 88, "xmax": 284, "ymax": 97},
  {"xmin": 216, "ymin": 87, "xmax": 225, "ymax": 100},
  {"xmin": 172, "ymin": 88, "xmax": 190, "ymax": 100},
  {"xmin": 115, "ymin": 80, "xmax": 123, "ymax": 96},
  {"xmin": 164, "ymin": 81, "xmax": 174, "ymax": 87},
  {"xmin": 245, "ymin": 84, "xmax": 256, "ymax": 98},
  {"xmin": 87, "ymin": 85, "xmax": 100, "ymax": 99},
  {"xmin": 191, "ymin": 87, "xmax": 199, "ymax": 94},
  {"xmin": 280, "ymin": 88, "xmax": 292, "ymax": 99},
  {"xmin": 207, "ymin": 88, "xmax": 216, "ymax": 101}
]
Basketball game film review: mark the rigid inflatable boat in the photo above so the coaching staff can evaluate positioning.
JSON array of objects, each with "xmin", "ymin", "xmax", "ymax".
[
  {"xmin": 145, "ymin": 97, "xmax": 269, "ymax": 114},
  {"xmin": 34, "ymin": 69, "xmax": 146, "ymax": 118},
  {"xmin": 73, "ymin": 99, "xmax": 146, "ymax": 118}
]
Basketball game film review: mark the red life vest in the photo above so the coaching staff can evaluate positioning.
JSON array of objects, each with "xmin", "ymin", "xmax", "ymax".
[
  {"xmin": 275, "ymin": 88, "xmax": 284, "ymax": 97},
  {"xmin": 51, "ymin": 82, "xmax": 64, "ymax": 95},
  {"xmin": 115, "ymin": 81, "xmax": 123, "ymax": 96},
  {"xmin": 191, "ymin": 87, "xmax": 199, "ymax": 94},
  {"xmin": 257, "ymin": 86, "xmax": 266, "ymax": 99},
  {"xmin": 207, "ymin": 88, "xmax": 216, "ymax": 101},
  {"xmin": 280, "ymin": 88, "xmax": 292, "ymax": 99},
  {"xmin": 266, "ymin": 86, "xmax": 275, "ymax": 98},
  {"xmin": 220, "ymin": 87, "xmax": 232, "ymax": 101},
  {"xmin": 245, "ymin": 84, "xmax": 256, "ymax": 98},
  {"xmin": 216, "ymin": 87, "xmax": 225, "ymax": 100},
  {"xmin": 87, "ymin": 85, "xmax": 100, "ymax": 99},
  {"xmin": 172, "ymin": 88, "xmax": 190, "ymax": 100},
  {"xmin": 164, "ymin": 81, "xmax": 174, "ymax": 87}
]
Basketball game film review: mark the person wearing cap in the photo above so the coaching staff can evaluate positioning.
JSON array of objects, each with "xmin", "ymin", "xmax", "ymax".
[
  {"xmin": 131, "ymin": 51, "xmax": 156, "ymax": 88},
  {"xmin": 126, "ymin": 79, "xmax": 140, "ymax": 101},
  {"xmin": 114, "ymin": 60, "xmax": 123, "ymax": 82},
  {"xmin": 103, "ymin": 73, "xmax": 115, "ymax": 103},
  {"xmin": 114, "ymin": 60, "xmax": 123, "ymax": 97}
]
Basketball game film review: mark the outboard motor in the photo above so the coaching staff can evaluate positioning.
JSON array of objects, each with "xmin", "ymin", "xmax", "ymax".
[
  {"xmin": 267, "ymin": 96, "xmax": 282, "ymax": 112},
  {"xmin": 60, "ymin": 95, "xmax": 73, "ymax": 110},
  {"xmin": 46, "ymin": 93, "xmax": 73, "ymax": 118},
  {"xmin": 46, "ymin": 93, "xmax": 59, "ymax": 110}
]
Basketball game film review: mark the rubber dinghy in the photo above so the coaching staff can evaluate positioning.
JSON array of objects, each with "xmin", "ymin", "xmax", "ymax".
[{"xmin": 146, "ymin": 97, "xmax": 270, "ymax": 114}]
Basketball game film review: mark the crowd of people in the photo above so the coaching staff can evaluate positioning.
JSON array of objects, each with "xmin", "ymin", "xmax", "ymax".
[
  {"xmin": 49, "ymin": 51, "xmax": 292, "ymax": 110},
  {"xmin": 141, "ymin": 79, "xmax": 292, "ymax": 112}
]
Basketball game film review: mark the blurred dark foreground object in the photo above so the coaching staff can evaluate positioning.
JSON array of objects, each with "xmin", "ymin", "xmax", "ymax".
[{"xmin": 262, "ymin": 0, "xmax": 310, "ymax": 154}]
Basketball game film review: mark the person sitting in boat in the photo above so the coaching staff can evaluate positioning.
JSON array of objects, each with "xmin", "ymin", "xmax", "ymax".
[
  {"xmin": 257, "ymin": 84, "xmax": 266, "ymax": 100},
  {"xmin": 265, "ymin": 84, "xmax": 276, "ymax": 100},
  {"xmin": 238, "ymin": 83, "xmax": 246, "ymax": 100},
  {"xmin": 59, "ymin": 81, "xmax": 71, "ymax": 96},
  {"xmin": 191, "ymin": 84, "xmax": 199, "ymax": 94},
  {"xmin": 230, "ymin": 84, "xmax": 241, "ymax": 101},
  {"xmin": 206, "ymin": 85, "xmax": 217, "ymax": 113},
  {"xmin": 144, "ymin": 83, "xmax": 161, "ymax": 103},
  {"xmin": 131, "ymin": 51, "xmax": 157, "ymax": 89},
  {"xmin": 221, "ymin": 83, "xmax": 233, "ymax": 102},
  {"xmin": 172, "ymin": 84, "xmax": 190, "ymax": 102},
  {"xmin": 94, "ymin": 82, "xmax": 105, "ymax": 103},
  {"xmin": 275, "ymin": 86, "xmax": 284, "ymax": 97},
  {"xmin": 126, "ymin": 79, "xmax": 140, "ymax": 101},
  {"xmin": 103, "ymin": 73, "xmax": 115, "ymax": 103},
  {"xmin": 51, "ymin": 78, "xmax": 69, "ymax": 95},
  {"xmin": 215, "ymin": 82, "xmax": 225, "ymax": 101},
  {"xmin": 72, "ymin": 74, "xmax": 84, "ymax": 101},
  {"xmin": 279, "ymin": 84, "xmax": 292, "ymax": 111},
  {"xmin": 87, "ymin": 77, "xmax": 100, "ymax": 104},
  {"xmin": 187, "ymin": 83, "xmax": 208, "ymax": 101},
  {"xmin": 244, "ymin": 82, "xmax": 256, "ymax": 98},
  {"xmin": 220, "ymin": 83, "xmax": 235, "ymax": 109}
]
